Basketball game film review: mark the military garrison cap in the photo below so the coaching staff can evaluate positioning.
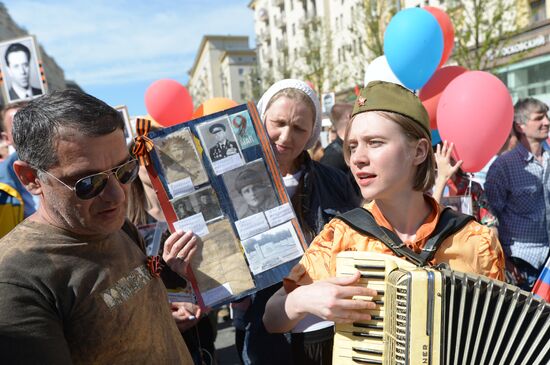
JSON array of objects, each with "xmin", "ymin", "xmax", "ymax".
[{"xmin": 352, "ymin": 81, "xmax": 430, "ymax": 136}]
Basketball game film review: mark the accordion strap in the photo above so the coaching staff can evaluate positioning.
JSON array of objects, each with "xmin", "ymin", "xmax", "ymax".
[{"xmin": 336, "ymin": 207, "xmax": 474, "ymax": 266}]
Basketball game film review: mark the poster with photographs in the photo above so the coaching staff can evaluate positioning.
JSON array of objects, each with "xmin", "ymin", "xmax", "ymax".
[
  {"xmin": 145, "ymin": 103, "xmax": 307, "ymax": 309},
  {"xmin": 229, "ymin": 110, "xmax": 260, "ymax": 150},
  {"xmin": 154, "ymin": 128, "xmax": 209, "ymax": 194},
  {"xmin": 114, "ymin": 105, "xmax": 134, "ymax": 144},
  {"xmin": 241, "ymin": 222, "xmax": 303, "ymax": 275},
  {"xmin": 196, "ymin": 115, "xmax": 245, "ymax": 175},
  {"xmin": 222, "ymin": 159, "xmax": 278, "ymax": 220},
  {"xmin": 170, "ymin": 186, "xmax": 223, "ymax": 223},
  {"xmin": 0, "ymin": 35, "xmax": 46, "ymax": 104}
]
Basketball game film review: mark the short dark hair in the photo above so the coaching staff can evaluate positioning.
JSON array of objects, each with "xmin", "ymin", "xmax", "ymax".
[
  {"xmin": 4, "ymin": 43, "xmax": 31, "ymax": 66},
  {"xmin": 0, "ymin": 100, "xmax": 28, "ymax": 132},
  {"xmin": 330, "ymin": 103, "xmax": 353, "ymax": 132},
  {"xmin": 13, "ymin": 89, "xmax": 125, "ymax": 170}
]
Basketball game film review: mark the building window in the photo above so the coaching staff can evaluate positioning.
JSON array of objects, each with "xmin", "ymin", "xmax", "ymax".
[
  {"xmin": 292, "ymin": 23, "xmax": 296, "ymax": 36},
  {"xmin": 238, "ymin": 68, "xmax": 244, "ymax": 75},
  {"xmin": 531, "ymin": 0, "xmax": 546, "ymax": 22},
  {"xmin": 240, "ymin": 81, "xmax": 245, "ymax": 89}
]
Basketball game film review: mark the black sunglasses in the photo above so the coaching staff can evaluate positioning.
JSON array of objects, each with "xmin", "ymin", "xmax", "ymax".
[{"xmin": 39, "ymin": 159, "xmax": 139, "ymax": 200}]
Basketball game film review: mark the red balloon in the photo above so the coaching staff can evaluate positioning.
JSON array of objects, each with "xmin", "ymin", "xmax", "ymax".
[
  {"xmin": 192, "ymin": 98, "xmax": 238, "ymax": 119},
  {"xmin": 144, "ymin": 79, "xmax": 193, "ymax": 127},
  {"xmin": 419, "ymin": 66, "xmax": 467, "ymax": 129},
  {"xmin": 424, "ymin": 6, "xmax": 454, "ymax": 69},
  {"xmin": 437, "ymin": 71, "xmax": 513, "ymax": 172}
]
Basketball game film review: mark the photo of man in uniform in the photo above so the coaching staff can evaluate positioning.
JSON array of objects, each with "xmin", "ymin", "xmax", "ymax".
[
  {"xmin": 208, "ymin": 123, "xmax": 239, "ymax": 162},
  {"xmin": 231, "ymin": 165, "xmax": 278, "ymax": 219},
  {"xmin": 3, "ymin": 42, "xmax": 42, "ymax": 102}
]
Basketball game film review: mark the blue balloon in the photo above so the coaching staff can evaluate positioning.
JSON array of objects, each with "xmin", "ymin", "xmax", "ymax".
[
  {"xmin": 384, "ymin": 8, "xmax": 444, "ymax": 90},
  {"xmin": 431, "ymin": 129, "xmax": 441, "ymax": 146}
]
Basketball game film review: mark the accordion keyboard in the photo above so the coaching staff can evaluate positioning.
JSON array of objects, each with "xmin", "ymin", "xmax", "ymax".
[{"xmin": 333, "ymin": 251, "xmax": 550, "ymax": 365}]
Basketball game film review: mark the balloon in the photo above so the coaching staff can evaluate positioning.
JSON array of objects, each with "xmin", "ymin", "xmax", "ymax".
[
  {"xmin": 192, "ymin": 98, "xmax": 238, "ymax": 119},
  {"xmin": 363, "ymin": 55, "xmax": 405, "ymax": 88},
  {"xmin": 144, "ymin": 79, "xmax": 193, "ymax": 127},
  {"xmin": 424, "ymin": 6, "xmax": 455, "ymax": 69},
  {"xmin": 384, "ymin": 8, "xmax": 444, "ymax": 90},
  {"xmin": 437, "ymin": 71, "xmax": 513, "ymax": 172},
  {"xmin": 419, "ymin": 66, "xmax": 468, "ymax": 129}
]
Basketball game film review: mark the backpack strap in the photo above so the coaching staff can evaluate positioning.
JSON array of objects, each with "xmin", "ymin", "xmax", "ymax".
[
  {"xmin": 337, "ymin": 206, "xmax": 475, "ymax": 267},
  {"xmin": 337, "ymin": 208, "xmax": 414, "ymax": 261}
]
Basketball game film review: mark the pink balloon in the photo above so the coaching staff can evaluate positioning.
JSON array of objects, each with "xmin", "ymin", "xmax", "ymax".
[
  {"xmin": 437, "ymin": 71, "xmax": 513, "ymax": 172},
  {"xmin": 144, "ymin": 79, "xmax": 194, "ymax": 127}
]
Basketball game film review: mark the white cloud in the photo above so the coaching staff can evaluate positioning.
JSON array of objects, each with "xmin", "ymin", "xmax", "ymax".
[{"xmin": 3, "ymin": 0, "xmax": 256, "ymax": 86}]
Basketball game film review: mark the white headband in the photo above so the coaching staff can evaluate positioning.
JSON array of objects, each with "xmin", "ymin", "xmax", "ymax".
[{"xmin": 256, "ymin": 79, "xmax": 321, "ymax": 150}]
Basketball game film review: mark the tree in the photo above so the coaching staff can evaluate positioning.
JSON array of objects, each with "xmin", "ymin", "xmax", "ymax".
[
  {"xmin": 243, "ymin": 62, "xmax": 264, "ymax": 102},
  {"xmin": 358, "ymin": 0, "xmax": 398, "ymax": 61},
  {"xmin": 295, "ymin": 15, "xmax": 334, "ymax": 95},
  {"xmin": 449, "ymin": 0, "xmax": 530, "ymax": 71}
]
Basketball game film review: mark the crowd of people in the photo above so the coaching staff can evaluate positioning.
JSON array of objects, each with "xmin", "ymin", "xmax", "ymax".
[{"xmin": 0, "ymin": 76, "xmax": 548, "ymax": 364}]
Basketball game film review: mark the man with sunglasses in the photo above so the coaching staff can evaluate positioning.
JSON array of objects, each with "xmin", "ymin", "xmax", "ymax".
[{"xmin": 0, "ymin": 90, "xmax": 196, "ymax": 363}]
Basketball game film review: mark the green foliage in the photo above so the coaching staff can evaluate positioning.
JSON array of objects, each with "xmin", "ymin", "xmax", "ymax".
[{"xmin": 449, "ymin": 0, "xmax": 526, "ymax": 71}]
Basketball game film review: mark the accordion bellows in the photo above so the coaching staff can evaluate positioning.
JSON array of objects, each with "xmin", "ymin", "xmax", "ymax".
[{"xmin": 333, "ymin": 252, "xmax": 550, "ymax": 365}]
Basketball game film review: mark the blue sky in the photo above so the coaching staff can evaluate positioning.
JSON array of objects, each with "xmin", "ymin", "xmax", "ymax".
[{"xmin": 3, "ymin": 0, "xmax": 256, "ymax": 116}]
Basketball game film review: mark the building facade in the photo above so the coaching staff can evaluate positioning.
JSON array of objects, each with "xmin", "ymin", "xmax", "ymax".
[{"xmin": 187, "ymin": 35, "xmax": 257, "ymax": 107}]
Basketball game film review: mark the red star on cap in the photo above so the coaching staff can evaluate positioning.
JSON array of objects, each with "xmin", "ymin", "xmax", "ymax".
[{"xmin": 357, "ymin": 97, "xmax": 366, "ymax": 106}]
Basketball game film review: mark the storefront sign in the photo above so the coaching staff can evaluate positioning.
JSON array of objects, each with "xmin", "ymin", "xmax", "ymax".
[{"xmin": 489, "ymin": 35, "xmax": 546, "ymax": 59}]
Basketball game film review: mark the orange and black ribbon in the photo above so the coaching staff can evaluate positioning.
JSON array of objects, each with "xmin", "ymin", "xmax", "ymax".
[
  {"xmin": 133, "ymin": 117, "xmax": 154, "ymax": 166},
  {"xmin": 146, "ymin": 255, "xmax": 163, "ymax": 278}
]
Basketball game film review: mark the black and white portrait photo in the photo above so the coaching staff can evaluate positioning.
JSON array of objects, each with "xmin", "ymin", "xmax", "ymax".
[
  {"xmin": 114, "ymin": 105, "xmax": 133, "ymax": 144},
  {"xmin": 170, "ymin": 186, "xmax": 222, "ymax": 222},
  {"xmin": 197, "ymin": 115, "xmax": 244, "ymax": 175},
  {"xmin": 155, "ymin": 128, "xmax": 208, "ymax": 186},
  {"xmin": 222, "ymin": 159, "xmax": 278, "ymax": 220},
  {"xmin": 0, "ymin": 36, "xmax": 46, "ymax": 104}
]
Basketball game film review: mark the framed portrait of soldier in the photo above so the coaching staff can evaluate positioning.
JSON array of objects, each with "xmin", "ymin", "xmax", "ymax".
[
  {"xmin": 0, "ymin": 35, "xmax": 46, "ymax": 104},
  {"xmin": 114, "ymin": 105, "xmax": 134, "ymax": 144},
  {"xmin": 222, "ymin": 159, "xmax": 278, "ymax": 220},
  {"xmin": 197, "ymin": 115, "xmax": 244, "ymax": 175},
  {"xmin": 154, "ymin": 128, "xmax": 209, "ymax": 192}
]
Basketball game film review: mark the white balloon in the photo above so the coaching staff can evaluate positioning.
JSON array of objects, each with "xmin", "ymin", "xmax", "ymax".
[{"xmin": 364, "ymin": 55, "xmax": 406, "ymax": 88}]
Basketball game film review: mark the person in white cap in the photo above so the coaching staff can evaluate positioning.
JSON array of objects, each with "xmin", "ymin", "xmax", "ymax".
[{"xmin": 233, "ymin": 79, "xmax": 361, "ymax": 365}]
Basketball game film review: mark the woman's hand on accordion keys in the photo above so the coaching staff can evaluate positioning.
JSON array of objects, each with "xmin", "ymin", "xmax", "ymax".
[{"xmin": 290, "ymin": 271, "xmax": 378, "ymax": 323}]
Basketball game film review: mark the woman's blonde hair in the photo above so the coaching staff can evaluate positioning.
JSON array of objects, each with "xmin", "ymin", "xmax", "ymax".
[{"xmin": 343, "ymin": 111, "xmax": 435, "ymax": 192}]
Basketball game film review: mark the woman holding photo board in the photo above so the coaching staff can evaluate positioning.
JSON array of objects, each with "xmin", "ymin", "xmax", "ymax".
[{"xmin": 234, "ymin": 79, "xmax": 361, "ymax": 364}]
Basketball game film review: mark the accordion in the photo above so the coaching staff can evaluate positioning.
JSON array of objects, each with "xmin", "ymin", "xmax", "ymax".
[{"xmin": 333, "ymin": 252, "xmax": 550, "ymax": 365}]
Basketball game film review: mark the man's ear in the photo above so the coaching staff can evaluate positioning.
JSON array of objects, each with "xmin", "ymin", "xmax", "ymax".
[
  {"xmin": 413, "ymin": 139, "xmax": 430, "ymax": 166},
  {"xmin": 12, "ymin": 160, "xmax": 42, "ymax": 196},
  {"xmin": 513, "ymin": 122, "xmax": 524, "ymax": 136}
]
